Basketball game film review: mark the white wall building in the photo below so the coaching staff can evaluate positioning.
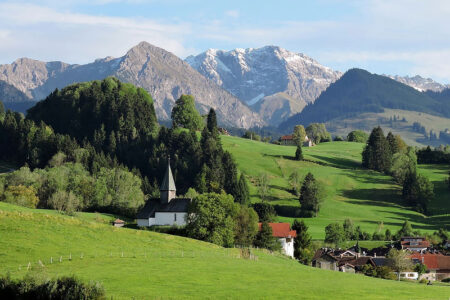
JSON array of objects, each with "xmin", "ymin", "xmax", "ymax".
[
  {"xmin": 258, "ymin": 223, "xmax": 297, "ymax": 258},
  {"xmin": 137, "ymin": 160, "xmax": 190, "ymax": 227}
]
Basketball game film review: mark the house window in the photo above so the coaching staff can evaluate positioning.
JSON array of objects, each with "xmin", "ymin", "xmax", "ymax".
[
  {"xmin": 174, "ymin": 214, "xmax": 177, "ymax": 221},
  {"xmin": 408, "ymin": 273, "xmax": 414, "ymax": 278}
]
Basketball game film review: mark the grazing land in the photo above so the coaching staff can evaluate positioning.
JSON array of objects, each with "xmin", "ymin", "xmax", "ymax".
[
  {"xmin": 222, "ymin": 136, "xmax": 450, "ymax": 239},
  {"xmin": 0, "ymin": 202, "xmax": 449, "ymax": 299}
]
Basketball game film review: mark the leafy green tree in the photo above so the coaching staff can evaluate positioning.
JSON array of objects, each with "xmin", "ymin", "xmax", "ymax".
[
  {"xmin": 251, "ymin": 203, "xmax": 277, "ymax": 222},
  {"xmin": 254, "ymin": 221, "xmax": 281, "ymax": 251},
  {"xmin": 235, "ymin": 173, "xmax": 250, "ymax": 205},
  {"xmin": 186, "ymin": 193, "xmax": 239, "ymax": 247},
  {"xmin": 292, "ymin": 125, "xmax": 306, "ymax": 146},
  {"xmin": 292, "ymin": 219, "xmax": 313, "ymax": 264},
  {"xmin": 343, "ymin": 218, "xmax": 355, "ymax": 240},
  {"xmin": 2, "ymin": 185, "xmax": 39, "ymax": 208},
  {"xmin": 325, "ymin": 222, "xmax": 345, "ymax": 246},
  {"xmin": 386, "ymin": 132, "xmax": 407, "ymax": 154},
  {"xmin": 388, "ymin": 249, "xmax": 413, "ymax": 280},
  {"xmin": 402, "ymin": 173, "xmax": 434, "ymax": 213},
  {"xmin": 48, "ymin": 190, "xmax": 81, "ymax": 215},
  {"xmin": 390, "ymin": 147, "xmax": 417, "ymax": 184},
  {"xmin": 347, "ymin": 130, "xmax": 369, "ymax": 143},
  {"xmin": 306, "ymin": 123, "xmax": 331, "ymax": 144},
  {"xmin": 414, "ymin": 263, "xmax": 427, "ymax": 277},
  {"xmin": 171, "ymin": 95, "xmax": 204, "ymax": 131},
  {"xmin": 295, "ymin": 144, "xmax": 303, "ymax": 160},
  {"xmin": 288, "ymin": 170, "xmax": 302, "ymax": 196},
  {"xmin": 362, "ymin": 126, "xmax": 392, "ymax": 172},
  {"xmin": 396, "ymin": 220, "xmax": 413, "ymax": 238},
  {"xmin": 257, "ymin": 173, "xmax": 270, "ymax": 201},
  {"xmin": 234, "ymin": 206, "xmax": 259, "ymax": 247},
  {"xmin": 299, "ymin": 172, "xmax": 320, "ymax": 217}
]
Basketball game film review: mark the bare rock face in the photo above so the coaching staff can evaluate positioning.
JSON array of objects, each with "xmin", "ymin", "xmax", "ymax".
[
  {"xmin": 387, "ymin": 75, "xmax": 450, "ymax": 92},
  {"xmin": 186, "ymin": 46, "xmax": 342, "ymax": 125},
  {"xmin": 0, "ymin": 42, "xmax": 263, "ymax": 128}
]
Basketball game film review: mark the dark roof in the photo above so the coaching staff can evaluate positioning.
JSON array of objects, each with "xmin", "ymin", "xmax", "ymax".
[
  {"xmin": 160, "ymin": 161, "xmax": 176, "ymax": 191},
  {"xmin": 136, "ymin": 198, "xmax": 190, "ymax": 219},
  {"xmin": 372, "ymin": 257, "xmax": 392, "ymax": 267}
]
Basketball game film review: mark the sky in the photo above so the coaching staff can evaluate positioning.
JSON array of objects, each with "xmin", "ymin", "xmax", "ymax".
[{"xmin": 0, "ymin": 0, "xmax": 449, "ymax": 83}]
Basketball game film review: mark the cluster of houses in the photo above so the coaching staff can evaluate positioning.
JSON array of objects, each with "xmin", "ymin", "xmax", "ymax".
[
  {"xmin": 135, "ymin": 161, "xmax": 298, "ymax": 258},
  {"xmin": 312, "ymin": 237, "xmax": 450, "ymax": 281}
]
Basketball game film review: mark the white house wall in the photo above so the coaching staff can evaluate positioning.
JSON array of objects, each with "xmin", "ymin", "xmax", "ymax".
[
  {"xmin": 155, "ymin": 212, "xmax": 187, "ymax": 226},
  {"xmin": 278, "ymin": 238, "xmax": 294, "ymax": 258},
  {"xmin": 137, "ymin": 218, "xmax": 156, "ymax": 227}
]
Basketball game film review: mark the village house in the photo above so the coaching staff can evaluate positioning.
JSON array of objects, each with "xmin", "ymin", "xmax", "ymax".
[
  {"xmin": 312, "ymin": 248, "xmax": 375, "ymax": 273},
  {"xmin": 400, "ymin": 236, "xmax": 430, "ymax": 252},
  {"xmin": 137, "ymin": 161, "xmax": 191, "ymax": 227},
  {"xmin": 280, "ymin": 135, "xmax": 314, "ymax": 147},
  {"xmin": 258, "ymin": 223, "xmax": 296, "ymax": 258},
  {"xmin": 410, "ymin": 252, "xmax": 450, "ymax": 281}
]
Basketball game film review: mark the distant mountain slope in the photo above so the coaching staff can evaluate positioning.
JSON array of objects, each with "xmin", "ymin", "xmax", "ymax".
[
  {"xmin": 387, "ymin": 74, "xmax": 450, "ymax": 92},
  {"xmin": 186, "ymin": 46, "xmax": 341, "ymax": 125},
  {"xmin": 279, "ymin": 68, "xmax": 450, "ymax": 131},
  {"xmin": 0, "ymin": 42, "xmax": 263, "ymax": 128}
]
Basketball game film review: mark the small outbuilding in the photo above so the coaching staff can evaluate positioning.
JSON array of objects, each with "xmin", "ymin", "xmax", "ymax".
[{"xmin": 113, "ymin": 219, "xmax": 125, "ymax": 227}]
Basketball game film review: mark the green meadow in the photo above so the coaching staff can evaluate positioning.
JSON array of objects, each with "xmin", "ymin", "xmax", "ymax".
[
  {"xmin": 222, "ymin": 136, "xmax": 450, "ymax": 239},
  {"xmin": 1, "ymin": 202, "xmax": 449, "ymax": 299}
]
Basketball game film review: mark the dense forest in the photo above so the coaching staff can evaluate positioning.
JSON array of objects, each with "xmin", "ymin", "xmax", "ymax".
[{"xmin": 0, "ymin": 77, "xmax": 242, "ymax": 216}]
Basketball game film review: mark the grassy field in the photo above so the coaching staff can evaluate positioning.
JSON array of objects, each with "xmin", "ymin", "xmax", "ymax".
[
  {"xmin": 1, "ymin": 202, "xmax": 449, "ymax": 299},
  {"xmin": 222, "ymin": 136, "xmax": 450, "ymax": 239},
  {"xmin": 326, "ymin": 108, "xmax": 450, "ymax": 147}
]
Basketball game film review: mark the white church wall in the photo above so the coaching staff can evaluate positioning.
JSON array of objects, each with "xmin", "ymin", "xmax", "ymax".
[{"xmin": 155, "ymin": 212, "xmax": 187, "ymax": 226}]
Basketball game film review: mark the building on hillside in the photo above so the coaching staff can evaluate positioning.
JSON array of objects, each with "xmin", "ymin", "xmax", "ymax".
[
  {"xmin": 401, "ymin": 237, "xmax": 430, "ymax": 252},
  {"xmin": 113, "ymin": 219, "xmax": 125, "ymax": 227},
  {"xmin": 218, "ymin": 127, "xmax": 230, "ymax": 136},
  {"xmin": 410, "ymin": 253, "xmax": 450, "ymax": 281},
  {"xmin": 445, "ymin": 240, "xmax": 450, "ymax": 249},
  {"xmin": 312, "ymin": 248, "xmax": 375, "ymax": 273},
  {"xmin": 280, "ymin": 134, "xmax": 314, "ymax": 147},
  {"xmin": 136, "ymin": 160, "xmax": 191, "ymax": 227},
  {"xmin": 258, "ymin": 223, "xmax": 296, "ymax": 258}
]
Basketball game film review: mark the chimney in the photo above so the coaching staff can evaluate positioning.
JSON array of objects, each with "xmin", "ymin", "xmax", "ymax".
[
  {"xmin": 374, "ymin": 253, "xmax": 376, "ymax": 258},
  {"xmin": 160, "ymin": 158, "xmax": 176, "ymax": 203}
]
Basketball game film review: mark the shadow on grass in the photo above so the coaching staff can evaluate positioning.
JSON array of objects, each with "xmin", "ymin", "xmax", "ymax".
[
  {"xmin": 342, "ymin": 188, "xmax": 403, "ymax": 206},
  {"xmin": 307, "ymin": 154, "xmax": 361, "ymax": 169},
  {"xmin": 273, "ymin": 204, "xmax": 302, "ymax": 218},
  {"xmin": 262, "ymin": 153, "xmax": 297, "ymax": 161}
]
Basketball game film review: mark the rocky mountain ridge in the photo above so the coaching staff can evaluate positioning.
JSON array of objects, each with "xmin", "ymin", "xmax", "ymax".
[{"xmin": 0, "ymin": 42, "xmax": 262, "ymax": 128}]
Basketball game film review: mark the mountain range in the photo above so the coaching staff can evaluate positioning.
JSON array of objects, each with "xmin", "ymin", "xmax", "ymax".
[
  {"xmin": 186, "ymin": 46, "xmax": 342, "ymax": 125},
  {"xmin": 0, "ymin": 42, "xmax": 262, "ymax": 128},
  {"xmin": 0, "ymin": 41, "xmax": 449, "ymax": 132}
]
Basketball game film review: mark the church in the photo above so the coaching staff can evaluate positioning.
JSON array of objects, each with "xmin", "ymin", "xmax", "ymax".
[{"xmin": 136, "ymin": 161, "xmax": 191, "ymax": 227}]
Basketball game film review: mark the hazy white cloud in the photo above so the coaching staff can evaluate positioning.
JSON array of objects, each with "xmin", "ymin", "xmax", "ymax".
[{"xmin": 224, "ymin": 10, "xmax": 239, "ymax": 18}]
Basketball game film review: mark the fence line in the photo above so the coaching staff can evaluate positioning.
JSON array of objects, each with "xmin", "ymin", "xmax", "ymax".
[{"xmin": 1, "ymin": 248, "xmax": 261, "ymax": 276}]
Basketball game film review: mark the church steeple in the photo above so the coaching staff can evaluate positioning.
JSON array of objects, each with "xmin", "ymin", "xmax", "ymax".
[{"xmin": 160, "ymin": 158, "xmax": 176, "ymax": 203}]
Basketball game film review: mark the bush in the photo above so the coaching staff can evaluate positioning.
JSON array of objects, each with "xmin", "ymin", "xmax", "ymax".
[
  {"xmin": 2, "ymin": 185, "xmax": 39, "ymax": 208},
  {"xmin": 0, "ymin": 274, "xmax": 105, "ymax": 299},
  {"xmin": 419, "ymin": 278, "xmax": 428, "ymax": 284}
]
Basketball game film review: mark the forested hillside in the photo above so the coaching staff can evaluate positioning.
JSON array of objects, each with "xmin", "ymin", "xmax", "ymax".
[{"xmin": 279, "ymin": 69, "xmax": 450, "ymax": 132}]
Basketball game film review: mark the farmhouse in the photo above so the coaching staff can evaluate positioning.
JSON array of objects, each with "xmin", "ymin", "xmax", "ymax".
[
  {"xmin": 280, "ymin": 135, "xmax": 314, "ymax": 147},
  {"xmin": 137, "ymin": 161, "xmax": 190, "ymax": 227},
  {"xmin": 410, "ymin": 253, "xmax": 450, "ymax": 281},
  {"xmin": 400, "ymin": 236, "xmax": 430, "ymax": 252},
  {"xmin": 258, "ymin": 223, "xmax": 296, "ymax": 258},
  {"xmin": 312, "ymin": 248, "xmax": 374, "ymax": 273}
]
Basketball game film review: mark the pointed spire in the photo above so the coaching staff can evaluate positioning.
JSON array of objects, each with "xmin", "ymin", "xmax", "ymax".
[{"xmin": 160, "ymin": 157, "xmax": 176, "ymax": 192}]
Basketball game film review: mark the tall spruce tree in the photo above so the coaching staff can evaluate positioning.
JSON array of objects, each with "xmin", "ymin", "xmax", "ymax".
[
  {"xmin": 292, "ymin": 219, "xmax": 312, "ymax": 264},
  {"xmin": 295, "ymin": 144, "xmax": 304, "ymax": 160},
  {"xmin": 386, "ymin": 132, "xmax": 397, "ymax": 154},
  {"xmin": 206, "ymin": 108, "xmax": 219, "ymax": 141},
  {"xmin": 299, "ymin": 172, "xmax": 320, "ymax": 217},
  {"xmin": 236, "ymin": 173, "xmax": 250, "ymax": 205},
  {"xmin": 362, "ymin": 126, "xmax": 392, "ymax": 172},
  {"xmin": 222, "ymin": 152, "xmax": 239, "ymax": 198}
]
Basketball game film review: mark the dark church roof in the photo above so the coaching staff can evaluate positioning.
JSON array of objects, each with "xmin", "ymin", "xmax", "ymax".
[
  {"xmin": 136, "ymin": 198, "xmax": 191, "ymax": 219},
  {"xmin": 160, "ymin": 160, "xmax": 176, "ymax": 191}
]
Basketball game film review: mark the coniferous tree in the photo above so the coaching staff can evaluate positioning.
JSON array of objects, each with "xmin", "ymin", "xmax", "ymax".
[
  {"xmin": 254, "ymin": 221, "xmax": 280, "ymax": 251},
  {"xmin": 222, "ymin": 152, "xmax": 239, "ymax": 198},
  {"xmin": 402, "ymin": 173, "xmax": 434, "ymax": 214},
  {"xmin": 386, "ymin": 131, "xmax": 397, "ymax": 154},
  {"xmin": 362, "ymin": 126, "xmax": 392, "ymax": 172},
  {"xmin": 295, "ymin": 144, "xmax": 304, "ymax": 160},
  {"xmin": 206, "ymin": 108, "xmax": 219, "ymax": 141},
  {"xmin": 299, "ymin": 172, "xmax": 320, "ymax": 217},
  {"xmin": 235, "ymin": 173, "xmax": 250, "ymax": 205},
  {"xmin": 292, "ymin": 219, "xmax": 312, "ymax": 264}
]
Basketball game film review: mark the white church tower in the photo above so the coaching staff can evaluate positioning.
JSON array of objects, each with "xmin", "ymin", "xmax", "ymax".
[{"xmin": 160, "ymin": 159, "xmax": 176, "ymax": 203}]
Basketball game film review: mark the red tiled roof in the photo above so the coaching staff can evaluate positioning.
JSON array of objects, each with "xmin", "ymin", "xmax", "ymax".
[
  {"xmin": 281, "ymin": 135, "xmax": 293, "ymax": 140},
  {"xmin": 258, "ymin": 223, "xmax": 297, "ymax": 238},
  {"xmin": 113, "ymin": 219, "xmax": 124, "ymax": 224},
  {"xmin": 401, "ymin": 240, "xmax": 430, "ymax": 248},
  {"xmin": 409, "ymin": 253, "xmax": 442, "ymax": 270}
]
